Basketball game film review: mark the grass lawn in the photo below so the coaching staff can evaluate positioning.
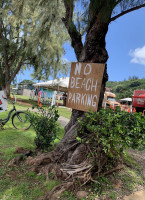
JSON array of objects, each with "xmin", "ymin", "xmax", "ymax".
[
  {"xmin": 0, "ymin": 102, "xmax": 64, "ymax": 200},
  {"xmin": 14, "ymin": 94, "xmax": 30, "ymax": 100},
  {"xmin": 57, "ymin": 107, "xmax": 71, "ymax": 119}
]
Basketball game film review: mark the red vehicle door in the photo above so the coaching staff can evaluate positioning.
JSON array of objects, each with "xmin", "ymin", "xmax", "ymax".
[{"xmin": 132, "ymin": 90, "xmax": 145, "ymax": 108}]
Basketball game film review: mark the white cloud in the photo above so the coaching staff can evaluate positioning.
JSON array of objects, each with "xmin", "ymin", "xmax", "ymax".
[{"xmin": 129, "ymin": 45, "xmax": 145, "ymax": 66}]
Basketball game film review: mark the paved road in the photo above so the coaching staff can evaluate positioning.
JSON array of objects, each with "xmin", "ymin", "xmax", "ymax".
[{"xmin": 58, "ymin": 116, "xmax": 70, "ymax": 127}]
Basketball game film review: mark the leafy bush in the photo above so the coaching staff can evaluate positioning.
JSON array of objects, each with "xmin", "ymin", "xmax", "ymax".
[
  {"xmin": 28, "ymin": 105, "xmax": 59, "ymax": 150},
  {"xmin": 77, "ymin": 108, "xmax": 145, "ymax": 168}
]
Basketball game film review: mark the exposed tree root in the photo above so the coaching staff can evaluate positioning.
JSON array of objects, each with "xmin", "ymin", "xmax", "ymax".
[
  {"xmin": 37, "ymin": 160, "xmax": 123, "ymax": 200},
  {"xmin": 60, "ymin": 159, "xmax": 92, "ymax": 182},
  {"xmin": 101, "ymin": 164, "xmax": 124, "ymax": 176},
  {"xmin": 38, "ymin": 181, "xmax": 74, "ymax": 200},
  {"xmin": 8, "ymin": 150, "xmax": 33, "ymax": 167}
]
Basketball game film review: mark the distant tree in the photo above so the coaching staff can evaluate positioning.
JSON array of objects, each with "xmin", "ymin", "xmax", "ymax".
[
  {"xmin": 0, "ymin": 0, "xmax": 68, "ymax": 96},
  {"xmin": 19, "ymin": 80, "xmax": 34, "ymax": 85},
  {"xmin": 109, "ymin": 78, "xmax": 145, "ymax": 99},
  {"xmin": 128, "ymin": 75, "xmax": 139, "ymax": 80}
]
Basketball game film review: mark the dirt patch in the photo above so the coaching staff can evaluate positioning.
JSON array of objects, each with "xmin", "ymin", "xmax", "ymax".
[
  {"xmin": 128, "ymin": 149, "xmax": 145, "ymax": 176},
  {"xmin": 16, "ymin": 99, "xmax": 32, "ymax": 107}
]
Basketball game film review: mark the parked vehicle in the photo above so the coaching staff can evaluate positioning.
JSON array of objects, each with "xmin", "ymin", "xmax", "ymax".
[
  {"xmin": 102, "ymin": 91, "xmax": 121, "ymax": 108},
  {"xmin": 132, "ymin": 90, "xmax": 145, "ymax": 113}
]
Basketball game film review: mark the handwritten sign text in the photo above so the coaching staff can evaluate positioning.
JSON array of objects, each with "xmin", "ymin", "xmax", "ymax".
[{"xmin": 66, "ymin": 62, "xmax": 105, "ymax": 112}]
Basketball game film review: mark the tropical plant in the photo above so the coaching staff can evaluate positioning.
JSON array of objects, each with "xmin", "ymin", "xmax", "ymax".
[{"xmin": 28, "ymin": 105, "xmax": 59, "ymax": 150}]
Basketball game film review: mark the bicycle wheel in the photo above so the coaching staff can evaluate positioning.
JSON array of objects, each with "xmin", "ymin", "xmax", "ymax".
[{"xmin": 12, "ymin": 111, "xmax": 31, "ymax": 130}]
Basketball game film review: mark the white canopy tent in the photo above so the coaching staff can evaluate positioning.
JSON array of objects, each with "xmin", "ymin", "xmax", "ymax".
[
  {"xmin": 120, "ymin": 98, "xmax": 132, "ymax": 107},
  {"xmin": 33, "ymin": 77, "xmax": 70, "ymax": 92},
  {"xmin": 120, "ymin": 98, "xmax": 132, "ymax": 102}
]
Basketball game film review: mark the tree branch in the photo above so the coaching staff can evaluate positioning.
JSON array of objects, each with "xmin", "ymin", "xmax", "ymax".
[
  {"xmin": 9, "ymin": 44, "xmax": 25, "ymax": 67},
  {"xmin": 9, "ymin": 51, "xmax": 17, "ymax": 67},
  {"xmin": 3, "ymin": 45, "xmax": 10, "ymax": 82},
  {"xmin": 115, "ymin": 0, "xmax": 122, "ymax": 5},
  {"xmin": 24, "ymin": 62, "xmax": 31, "ymax": 65},
  {"xmin": 110, "ymin": 3, "xmax": 145, "ymax": 22},
  {"xmin": 9, "ymin": 56, "xmax": 24, "ymax": 84},
  {"xmin": 62, "ymin": 0, "xmax": 83, "ymax": 60}
]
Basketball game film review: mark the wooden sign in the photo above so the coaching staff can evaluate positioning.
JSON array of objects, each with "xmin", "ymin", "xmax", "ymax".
[{"xmin": 66, "ymin": 62, "xmax": 105, "ymax": 112}]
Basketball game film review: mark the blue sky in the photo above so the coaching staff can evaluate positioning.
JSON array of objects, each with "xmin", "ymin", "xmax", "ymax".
[
  {"xmin": 18, "ymin": 7, "xmax": 145, "ymax": 83},
  {"xmin": 106, "ymin": 7, "xmax": 145, "ymax": 81}
]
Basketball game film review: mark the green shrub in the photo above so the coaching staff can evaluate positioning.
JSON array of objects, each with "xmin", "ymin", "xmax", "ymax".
[
  {"xmin": 28, "ymin": 105, "xmax": 59, "ymax": 150},
  {"xmin": 77, "ymin": 108, "xmax": 145, "ymax": 165}
]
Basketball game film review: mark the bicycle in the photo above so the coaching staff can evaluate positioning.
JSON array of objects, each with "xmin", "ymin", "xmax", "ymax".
[{"xmin": 0, "ymin": 96, "xmax": 31, "ymax": 130}]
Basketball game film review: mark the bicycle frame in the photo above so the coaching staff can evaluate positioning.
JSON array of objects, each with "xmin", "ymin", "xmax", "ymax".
[
  {"xmin": 0, "ymin": 103, "xmax": 16, "ymax": 125},
  {"xmin": 0, "ymin": 95, "xmax": 31, "ymax": 130}
]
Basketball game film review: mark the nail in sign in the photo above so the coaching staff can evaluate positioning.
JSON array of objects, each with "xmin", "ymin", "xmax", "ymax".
[{"xmin": 66, "ymin": 62, "xmax": 105, "ymax": 112}]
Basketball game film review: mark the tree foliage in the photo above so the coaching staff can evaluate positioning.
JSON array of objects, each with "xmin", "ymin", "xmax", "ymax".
[
  {"xmin": 0, "ymin": 0, "xmax": 68, "ymax": 95},
  {"xmin": 64, "ymin": 0, "xmax": 145, "ymax": 34},
  {"xmin": 22, "ymin": 0, "xmax": 69, "ymax": 81}
]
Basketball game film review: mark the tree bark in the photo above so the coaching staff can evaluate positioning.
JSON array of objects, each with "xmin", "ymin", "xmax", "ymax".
[
  {"xmin": 2, "ymin": 83, "xmax": 10, "ymax": 97},
  {"xmin": 0, "ymin": 65, "xmax": 10, "ymax": 97}
]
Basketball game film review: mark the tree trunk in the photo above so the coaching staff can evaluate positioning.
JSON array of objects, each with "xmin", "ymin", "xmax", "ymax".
[
  {"xmin": 25, "ymin": 7, "xmax": 110, "ymax": 188},
  {"xmin": 0, "ymin": 73, "xmax": 5, "ymax": 91},
  {"xmin": 3, "ymin": 83, "xmax": 10, "ymax": 97},
  {"xmin": 65, "ymin": 20, "xmax": 109, "ymax": 134},
  {"xmin": 0, "ymin": 73, "xmax": 11, "ymax": 97},
  {"xmin": 28, "ymin": 21, "xmax": 109, "ymax": 178},
  {"xmin": 0, "ymin": 72, "xmax": 10, "ymax": 97}
]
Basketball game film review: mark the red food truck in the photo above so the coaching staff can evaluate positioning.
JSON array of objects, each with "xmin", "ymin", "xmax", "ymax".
[{"xmin": 132, "ymin": 90, "xmax": 145, "ymax": 113}]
